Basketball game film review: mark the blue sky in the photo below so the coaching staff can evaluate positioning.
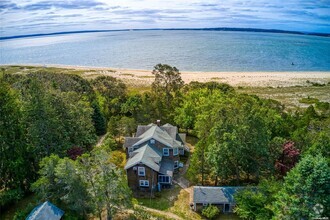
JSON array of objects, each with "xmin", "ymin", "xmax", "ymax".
[{"xmin": 1, "ymin": 0, "xmax": 330, "ymax": 37}]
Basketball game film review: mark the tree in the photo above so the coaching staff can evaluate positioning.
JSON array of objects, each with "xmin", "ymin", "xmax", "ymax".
[
  {"xmin": 32, "ymin": 143, "xmax": 132, "ymax": 219},
  {"xmin": 91, "ymin": 76, "xmax": 127, "ymax": 119},
  {"xmin": 275, "ymin": 141, "xmax": 300, "ymax": 176},
  {"xmin": 0, "ymin": 80, "xmax": 30, "ymax": 207},
  {"xmin": 92, "ymin": 102, "xmax": 107, "ymax": 136},
  {"xmin": 151, "ymin": 63, "xmax": 184, "ymax": 104},
  {"xmin": 272, "ymin": 155, "xmax": 330, "ymax": 219},
  {"xmin": 151, "ymin": 64, "xmax": 184, "ymax": 122},
  {"xmin": 202, "ymin": 205, "xmax": 220, "ymax": 219},
  {"xmin": 234, "ymin": 179, "xmax": 280, "ymax": 219}
]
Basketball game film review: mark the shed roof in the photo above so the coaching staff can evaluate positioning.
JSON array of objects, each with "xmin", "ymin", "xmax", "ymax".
[
  {"xmin": 192, "ymin": 186, "xmax": 242, "ymax": 204},
  {"xmin": 159, "ymin": 159, "xmax": 174, "ymax": 177},
  {"xmin": 26, "ymin": 201, "xmax": 64, "ymax": 220},
  {"xmin": 124, "ymin": 144, "xmax": 162, "ymax": 171}
]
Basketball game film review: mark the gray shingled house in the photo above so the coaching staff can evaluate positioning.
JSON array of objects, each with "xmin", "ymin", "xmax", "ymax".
[
  {"xmin": 124, "ymin": 122, "xmax": 187, "ymax": 194},
  {"xmin": 191, "ymin": 186, "xmax": 242, "ymax": 213}
]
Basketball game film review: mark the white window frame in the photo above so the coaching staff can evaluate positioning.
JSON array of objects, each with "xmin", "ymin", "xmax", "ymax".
[
  {"xmin": 173, "ymin": 147, "xmax": 178, "ymax": 156},
  {"xmin": 139, "ymin": 180, "xmax": 149, "ymax": 187},
  {"xmin": 158, "ymin": 175, "xmax": 171, "ymax": 183},
  {"xmin": 150, "ymin": 139, "xmax": 155, "ymax": 144},
  {"xmin": 138, "ymin": 167, "xmax": 145, "ymax": 176},
  {"xmin": 163, "ymin": 148, "xmax": 169, "ymax": 156},
  {"xmin": 174, "ymin": 161, "xmax": 179, "ymax": 169}
]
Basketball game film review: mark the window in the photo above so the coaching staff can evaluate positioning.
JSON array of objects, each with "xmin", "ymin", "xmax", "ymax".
[
  {"xmin": 150, "ymin": 139, "xmax": 155, "ymax": 144},
  {"xmin": 174, "ymin": 161, "xmax": 179, "ymax": 169},
  {"xmin": 158, "ymin": 175, "xmax": 171, "ymax": 183},
  {"xmin": 203, "ymin": 203, "xmax": 208, "ymax": 207},
  {"xmin": 139, "ymin": 180, "xmax": 149, "ymax": 187},
  {"xmin": 163, "ymin": 148, "xmax": 169, "ymax": 156},
  {"xmin": 173, "ymin": 147, "xmax": 178, "ymax": 155},
  {"xmin": 138, "ymin": 167, "xmax": 145, "ymax": 176},
  {"xmin": 128, "ymin": 147, "xmax": 133, "ymax": 153}
]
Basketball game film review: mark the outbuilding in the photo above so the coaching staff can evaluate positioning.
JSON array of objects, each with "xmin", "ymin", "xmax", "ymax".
[{"xmin": 191, "ymin": 186, "xmax": 242, "ymax": 213}]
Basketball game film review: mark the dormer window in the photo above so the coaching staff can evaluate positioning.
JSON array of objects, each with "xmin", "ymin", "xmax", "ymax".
[
  {"xmin": 163, "ymin": 148, "xmax": 169, "ymax": 156},
  {"xmin": 150, "ymin": 139, "xmax": 155, "ymax": 144}
]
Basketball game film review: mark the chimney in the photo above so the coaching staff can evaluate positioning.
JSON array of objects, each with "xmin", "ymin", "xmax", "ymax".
[{"xmin": 156, "ymin": 119, "xmax": 161, "ymax": 126}]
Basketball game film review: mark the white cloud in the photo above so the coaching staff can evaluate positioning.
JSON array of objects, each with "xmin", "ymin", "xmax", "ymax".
[{"xmin": 1, "ymin": 0, "xmax": 329, "ymax": 37}]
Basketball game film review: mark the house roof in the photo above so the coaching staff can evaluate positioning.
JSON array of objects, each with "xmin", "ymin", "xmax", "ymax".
[
  {"xmin": 178, "ymin": 133, "xmax": 186, "ymax": 143},
  {"xmin": 26, "ymin": 201, "xmax": 64, "ymax": 220},
  {"xmin": 124, "ymin": 137, "xmax": 141, "ymax": 148},
  {"xmin": 192, "ymin": 186, "xmax": 242, "ymax": 204},
  {"xmin": 133, "ymin": 125, "xmax": 182, "ymax": 149},
  {"xmin": 124, "ymin": 144, "xmax": 162, "ymax": 171},
  {"xmin": 159, "ymin": 159, "xmax": 174, "ymax": 177}
]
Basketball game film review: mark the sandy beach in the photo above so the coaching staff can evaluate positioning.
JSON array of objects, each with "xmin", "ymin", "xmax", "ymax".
[{"xmin": 5, "ymin": 64, "xmax": 330, "ymax": 87}]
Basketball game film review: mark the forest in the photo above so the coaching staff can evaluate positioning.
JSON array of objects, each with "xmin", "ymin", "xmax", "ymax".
[{"xmin": 0, "ymin": 64, "xmax": 329, "ymax": 219}]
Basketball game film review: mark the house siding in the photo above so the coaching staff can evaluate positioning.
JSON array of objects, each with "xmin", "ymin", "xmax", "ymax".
[
  {"xmin": 133, "ymin": 140, "xmax": 180, "ymax": 161},
  {"xmin": 127, "ymin": 164, "xmax": 158, "ymax": 191}
]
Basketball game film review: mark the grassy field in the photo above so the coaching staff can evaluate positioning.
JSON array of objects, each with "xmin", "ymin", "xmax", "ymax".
[{"xmin": 236, "ymin": 84, "xmax": 330, "ymax": 109}]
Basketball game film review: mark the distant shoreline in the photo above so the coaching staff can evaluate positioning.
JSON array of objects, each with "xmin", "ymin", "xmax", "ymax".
[
  {"xmin": 1, "ymin": 27, "xmax": 329, "ymax": 40},
  {"xmin": 3, "ymin": 64, "xmax": 330, "ymax": 88}
]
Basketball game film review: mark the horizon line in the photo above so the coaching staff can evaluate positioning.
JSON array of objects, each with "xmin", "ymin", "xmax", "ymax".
[{"xmin": 1, "ymin": 27, "xmax": 330, "ymax": 40}]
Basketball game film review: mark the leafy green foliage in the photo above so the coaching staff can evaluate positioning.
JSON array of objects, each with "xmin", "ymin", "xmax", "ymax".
[
  {"xmin": 234, "ymin": 179, "xmax": 280, "ymax": 219},
  {"xmin": 91, "ymin": 76, "xmax": 127, "ymax": 118},
  {"xmin": 299, "ymin": 97, "xmax": 319, "ymax": 104},
  {"xmin": 92, "ymin": 102, "xmax": 107, "ymax": 135},
  {"xmin": 0, "ymin": 79, "xmax": 31, "ymax": 208},
  {"xmin": 202, "ymin": 205, "xmax": 220, "ymax": 219},
  {"xmin": 272, "ymin": 155, "xmax": 330, "ymax": 219},
  {"xmin": 32, "ymin": 143, "xmax": 132, "ymax": 218},
  {"xmin": 151, "ymin": 64, "xmax": 184, "ymax": 122}
]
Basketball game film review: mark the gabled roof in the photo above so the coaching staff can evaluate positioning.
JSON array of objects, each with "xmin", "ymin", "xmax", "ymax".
[
  {"xmin": 192, "ymin": 186, "xmax": 242, "ymax": 204},
  {"xmin": 124, "ymin": 144, "xmax": 162, "ymax": 171},
  {"xmin": 133, "ymin": 125, "xmax": 182, "ymax": 148},
  {"xmin": 26, "ymin": 201, "xmax": 64, "ymax": 220},
  {"xmin": 124, "ymin": 137, "xmax": 141, "ymax": 148},
  {"xmin": 178, "ymin": 133, "xmax": 186, "ymax": 143}
]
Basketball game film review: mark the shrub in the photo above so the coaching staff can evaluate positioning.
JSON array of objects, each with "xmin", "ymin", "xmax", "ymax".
[
  {"xmin": 299, "ymin": 97, "xmax": 319, "ymax": 104},
  {"xmin": 0, "ymin": 188, "xmax": 24, "ymax": 208},
  {"xmin": 202, "ymin": 205, "xmax": 220, "ymax": 219},
  {"xmin": 315, "ymin": 101, "xmax": 330, "ymax": 111}
]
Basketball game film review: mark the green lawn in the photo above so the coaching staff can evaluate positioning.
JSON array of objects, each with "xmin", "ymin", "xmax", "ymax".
[{"xmin": 136, "ymin": 185, "xmax": 181, "ymax": 210}]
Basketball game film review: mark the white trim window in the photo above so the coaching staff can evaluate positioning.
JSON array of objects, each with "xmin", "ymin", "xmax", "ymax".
[
  {"xmin": 138, "ymin": 167, "xmax": 145, "ymax": 176},
  {"xmin": 139, "ymin": 180, "xmax": 149, "ymax": 187},
  {"xmin": 174, "ymin": 161, "xmax": 179, "ymax": 169},
  {"xmin": 173, "ymin": 147, "xmax": 178, "ymax": 156},
  {"xmin": 158, "ymin": 175, "xmax": 171, "ymax": 183},
  {"xmin": 150, "ymin": 139, "xmax": 155, "ymax": 144},
  {"xmin": 163, "ymin": 148, "xmax": 169, "ymax": 156}
]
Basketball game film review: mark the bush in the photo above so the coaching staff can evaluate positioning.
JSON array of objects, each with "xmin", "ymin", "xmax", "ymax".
[
  {"xmin": 13, "ymin": 202, "xmax": 36, "ymax": 220},
  {"xmin": 202, "ymin": 205, "xmax": 220, "ymax": 219},
  {"xmin": 299, "ymin": 97, "xmax": 319, "ymax": 104},
  {"xmin": 315, "ymin": 101, "xmax": 330, "ymax": 111},
  {"xmin": 0, "ymin": 188, "xmax": 24, "ymax": 208}
]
